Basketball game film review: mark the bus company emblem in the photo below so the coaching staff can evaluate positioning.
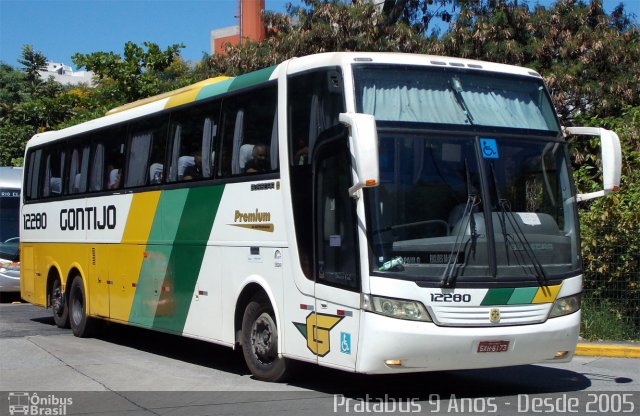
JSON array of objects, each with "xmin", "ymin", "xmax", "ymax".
[
  {"xmin": 230, "ymin": 209, "xmax": 274, "ymax": 232},
  {"xmin": 489, "ymin": 308, "xmax": 501, "ymax": 323},
  {"xmin": 293, "ymin": 312, "xmax": 344, "ymax": 357}
]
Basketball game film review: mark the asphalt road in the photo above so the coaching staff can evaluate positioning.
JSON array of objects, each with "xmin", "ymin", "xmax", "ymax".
[{"xmin": 0, "ymin": 301, "xmax": 638, "ymax": 416}]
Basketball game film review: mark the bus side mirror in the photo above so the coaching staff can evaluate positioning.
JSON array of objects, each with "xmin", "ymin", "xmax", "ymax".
[
  {"xmin": 565, "ymin": 127, "xmax": 622, "ymax": 202},
  {"xmin": 339, "ymin": 113, "xmax": 380, "ymax": 198}
]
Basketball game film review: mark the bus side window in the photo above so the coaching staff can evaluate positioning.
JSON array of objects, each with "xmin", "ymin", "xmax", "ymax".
[
  {"xmin": 25, "ymin": 149, "xmax": 42, "ymax": 200},
  {"xmin": 126, "ymin": 132, "xmax": 152, "ymax": 188},
  {"xmin": 41, "ymin": 146, "xmax": 64, "ymax": 198},
  {"xmin": 101, "ymin": 128, "xmax": 127, "ymax": 191},
  {"xmin": 126, "ymin": 116, "xmax": 167, "ymax": 188},
  {"xmin": 66, "ymin": 143, "xmax": 90, "ymax": 195},
  {"xmin": 168, "ymin": 102, "xmax": 219, "ymax": 182},
  {"xmin": 219, "ymin": 85, "xmax": 277, "ymax": 178},
  {"xmin": 89, "ymin": 143, "xmax": 105, "ymax": 192}
]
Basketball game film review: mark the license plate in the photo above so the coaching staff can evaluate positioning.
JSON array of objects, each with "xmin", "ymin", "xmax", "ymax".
[{"xmin": 477, "ymin": 340, "xmax": 509, "ymax": 353}]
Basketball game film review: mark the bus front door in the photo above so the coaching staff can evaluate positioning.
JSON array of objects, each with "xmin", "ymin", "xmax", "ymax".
[{"xmin": 313, "ymin": 137, "xmax": 360, "ymax": 370}]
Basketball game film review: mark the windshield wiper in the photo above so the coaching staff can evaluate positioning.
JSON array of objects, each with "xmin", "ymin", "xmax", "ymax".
[
  {"xmin": 452, "ymin": 77, "xmax": 475, "ymax": 125},
  {"xmin": 441, "ymin": 159, "xmax": 479, "ymax": 287},
  {"xmin": 489, "ymin": 163, "xmax": 549, "ymax": 287}
]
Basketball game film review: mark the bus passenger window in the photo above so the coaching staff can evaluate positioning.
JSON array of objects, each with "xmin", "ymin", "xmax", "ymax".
[
  {"xmin": 89, "ymin": 143, "xmax": 104, "ymax": 192},
  {"xmin": 148, "ymin": 130, "xmax": 166, "ymax": 185},
  {"xmin": 104, "ymin": 138, "xmax": 126, "ymax": 191},
  {"xmin": 126, "ymin": 116, "xmax": 167, "ymax": 188},
  {"xmin": 26, "ymin": 149, "xmax": 42, "ymax": 200},
  {"xmin": 41, "ymin": 147, "xmax": 64, "ymax": 198},
  {"xmin": 126, "ymin": 132, "xmax": 152, "ymax": 188},
  {"xmin": 168, "ymin": 104, "xmax": 218, "ymax": 182},
  {"xmin": 66, "ymin": 144, "xmax": 89, "ymax": 195},
  {"xmin": 220, "ymin": 85, "xmax": 277, "ymax": 177}
]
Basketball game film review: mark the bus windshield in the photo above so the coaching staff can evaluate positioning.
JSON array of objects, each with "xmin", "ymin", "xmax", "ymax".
[
  {"xmin": 364, "ymin": 133, "xmax": 579, "ymax": 284},
  {"xmin": 353, "ymin": 64, "xmax": 560, "ymax": 132}
]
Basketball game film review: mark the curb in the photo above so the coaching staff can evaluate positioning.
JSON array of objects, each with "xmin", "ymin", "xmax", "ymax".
[{"xmin": 575, "ymin": 343, "xmax": 640, "ymax": 358}]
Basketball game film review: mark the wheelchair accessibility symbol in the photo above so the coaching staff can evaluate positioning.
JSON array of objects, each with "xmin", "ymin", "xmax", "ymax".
[
  {"xmin": 340, "ymin": 332, "xmax": 351, "ymax": 354},
  {"xmin": 480, "ymin": 138, "xmax": 499, "ymax": 159}
]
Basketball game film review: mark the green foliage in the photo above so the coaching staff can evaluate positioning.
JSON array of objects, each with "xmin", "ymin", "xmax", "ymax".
[
  {"xmin": 17, "ymin": 45, "xmax": 47, "ymax": 92},
  {"xmin": 0, "ymin": 123, "xmax": 35, "ymax": 165},
  {"xmin": 573, "ymin": 106, "xmax": 640, "ymax": 340},
  {"xmin": 0, "ymin": 42, "xmax": 196, "ymax": 166},
  {"xmin": 0, "ymin": 63, "xmax": 27, "ymax": 106},
  {"xmin": 72, "ymin": 41, "xmax": 188, "ymax": 102},
  {"xmin": 581, "ymin": 297, "xmax": 638, "ymax": 340},
  {"xmin": 208, "ymin": 0, "xmax": 429, "ymax": 75}
]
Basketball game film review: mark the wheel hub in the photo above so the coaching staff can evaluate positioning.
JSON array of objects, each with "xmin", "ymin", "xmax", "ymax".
[
  {"xmin": 251, "ymin": 313, "xmax": 277, "ymax": 363},
  {"xmin": 52, "ymin": 287, "xmax": 64, "ymax": 316}
]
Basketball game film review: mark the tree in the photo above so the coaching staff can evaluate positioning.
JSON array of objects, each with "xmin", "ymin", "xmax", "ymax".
[
  {"xmin": 380, "ymin": 0, "xmax": 455, "ymax": 35},
  {"xmin": 208, "ymin": 0, "xmax": 429, "ymax": 75},
  {"xmin": 72, "ymin": 41, "xmax": 188, "ymax": 102},
  {"xmin": 573, "ymin": 106, "xmax": 640, "ymax": 339},
  {"xmin": 17, "ymin": 45, "xmax": 47, "ymax": 93},
  {"xmin": 437, "ymin": 0, "xmax": 640, "ymax": 122}
]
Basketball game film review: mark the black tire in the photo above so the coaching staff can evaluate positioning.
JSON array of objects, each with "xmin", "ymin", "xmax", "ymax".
[
  {"xmin": 241, "ymin": 293, "xmax": 291, "ymax": 382},
  {"xmin": 51, "ymin": 278, "xmax": 69, "ymax": 328},
  {"xmin": 68, "ymin": 276, "xmax": 95, "ymax": 338}
]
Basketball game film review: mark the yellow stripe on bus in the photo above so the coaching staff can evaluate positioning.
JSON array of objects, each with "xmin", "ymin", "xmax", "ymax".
[
  {"xmin": 531, "ymin": 285, "xmax": 562, "ymax": 303},
  {"xmin": 106, "ymin": 191, "xmax": 161, "ymax": 321},
  {"xmin": 165, "ymin": 76, "xmax": 231, "ymax": 109},
  {"xmin": 122, "ymin": 191, "xmax": 161, "ymax": 243}
]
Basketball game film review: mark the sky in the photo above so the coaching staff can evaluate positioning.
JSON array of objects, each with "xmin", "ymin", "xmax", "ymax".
[{"xmin": 0, "ymin": 0, "xmax": 638, "ymax": 69}]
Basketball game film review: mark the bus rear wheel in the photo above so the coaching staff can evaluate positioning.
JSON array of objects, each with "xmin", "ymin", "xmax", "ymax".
[
  {"xmin": 241, "ymin": 293, "xmax": 290, "ymax": 382},
  {"xmin": 68, "ymin": 276, "xmax": 95, "ymax": 338},
  {"xmin": 51, "ymin": 278, "xmax": 69, "ymax": 329}
]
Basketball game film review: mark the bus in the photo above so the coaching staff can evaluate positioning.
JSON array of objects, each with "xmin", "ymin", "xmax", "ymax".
[
  {"xmin": 1, "ymin": 166, "xmax": 22, "ymax": 294},
  {"xmin": 20, "ymin": 52, "xmax": 622, "ymax": 382}
]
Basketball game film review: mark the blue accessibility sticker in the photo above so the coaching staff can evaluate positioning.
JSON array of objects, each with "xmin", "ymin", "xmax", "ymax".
[
  {"xmin": 480, "ymin": 138, "xmax": 499, "ymax": 159},
  {"xmin": 340, "ymin": 332, "xmax": 351, "ymax": 354}
]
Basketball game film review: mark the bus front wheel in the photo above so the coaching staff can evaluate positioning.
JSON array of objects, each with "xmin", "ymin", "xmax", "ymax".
[
  {"xmin": 68, "ymin": 276, "xmax": 95, "ymax": 338},
  {"xmin": 51, "ymin": 278, "xmax": 69, "ymax": 329},
  {"xmin": 241, "ymin": 293, "xmax": 290, "ymax": 382}
]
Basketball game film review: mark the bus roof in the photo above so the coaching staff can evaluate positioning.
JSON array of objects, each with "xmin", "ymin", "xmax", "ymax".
[
  {"xmin": 0, "ymin": 167, "xmax": 22, "ymax": 189},
  {"xmin": 26, "ymin": 52, "xmax": 541, "ymax": 149}
]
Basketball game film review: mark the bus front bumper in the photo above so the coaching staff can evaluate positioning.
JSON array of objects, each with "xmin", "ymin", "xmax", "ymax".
[{"xmin": 356, "ymin": 310, "xmax": 580, "ymax": 374}]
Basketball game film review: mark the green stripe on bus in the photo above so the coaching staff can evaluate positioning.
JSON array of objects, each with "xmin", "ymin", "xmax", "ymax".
[
  {"xmin": 129, "ymin": 189, "xmax": 190, "ymax": 327},
  {"xmin": 481, "ymin": 288, "xmax": 515, "ymax": 306},
  {"xmin": 152, "ymin": 184, "xmax": 225, "ymax": 334},
  {"xmin": 196, "ymin": 78, "xmax": 234, "ymax": 101},
  {"xmin": 507, "ymin": 287, "xmax": 539, "ymax": 304},
  {"xmin": 228, "ymin": 66, "xmax": 276, "ymax": 92},
  {"xmin": 148, "ymin": 189, "xmax": 190, "ymax": 243}
]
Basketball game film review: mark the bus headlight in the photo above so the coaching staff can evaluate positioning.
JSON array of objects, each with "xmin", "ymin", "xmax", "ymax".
[
  {"xmin": 549, "ymin": 294, "xmax": 581, "ymax": 318},
  {"xmin": 362, "ymin": 294, "xmax": 432, "ymax": 322}
]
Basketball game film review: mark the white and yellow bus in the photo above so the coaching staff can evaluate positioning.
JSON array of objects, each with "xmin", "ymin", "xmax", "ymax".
[{"xmin": 20, "ymin": 52, "xmax": 621, "ymax": 381}]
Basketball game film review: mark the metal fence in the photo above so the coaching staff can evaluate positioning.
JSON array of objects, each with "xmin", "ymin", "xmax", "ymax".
[{"xmin": 581, "ymin": 229, "xmax": 640, "ymax": 341}]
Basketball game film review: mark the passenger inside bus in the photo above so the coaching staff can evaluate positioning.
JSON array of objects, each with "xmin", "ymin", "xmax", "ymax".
[
  {"xmin": 107, "ymin": 164, "xmax": 121, "ymax": 190},
  {"xmin": 245, "ymin": 144, "xmax": 268, "ymax": 173},
  {"xmin": 149, "ymin": 162, "xmax": 163, "ymax": 184},
  {"xmin": 183, "ymin": 150, "xmax": 203, "ymax": 180}
]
